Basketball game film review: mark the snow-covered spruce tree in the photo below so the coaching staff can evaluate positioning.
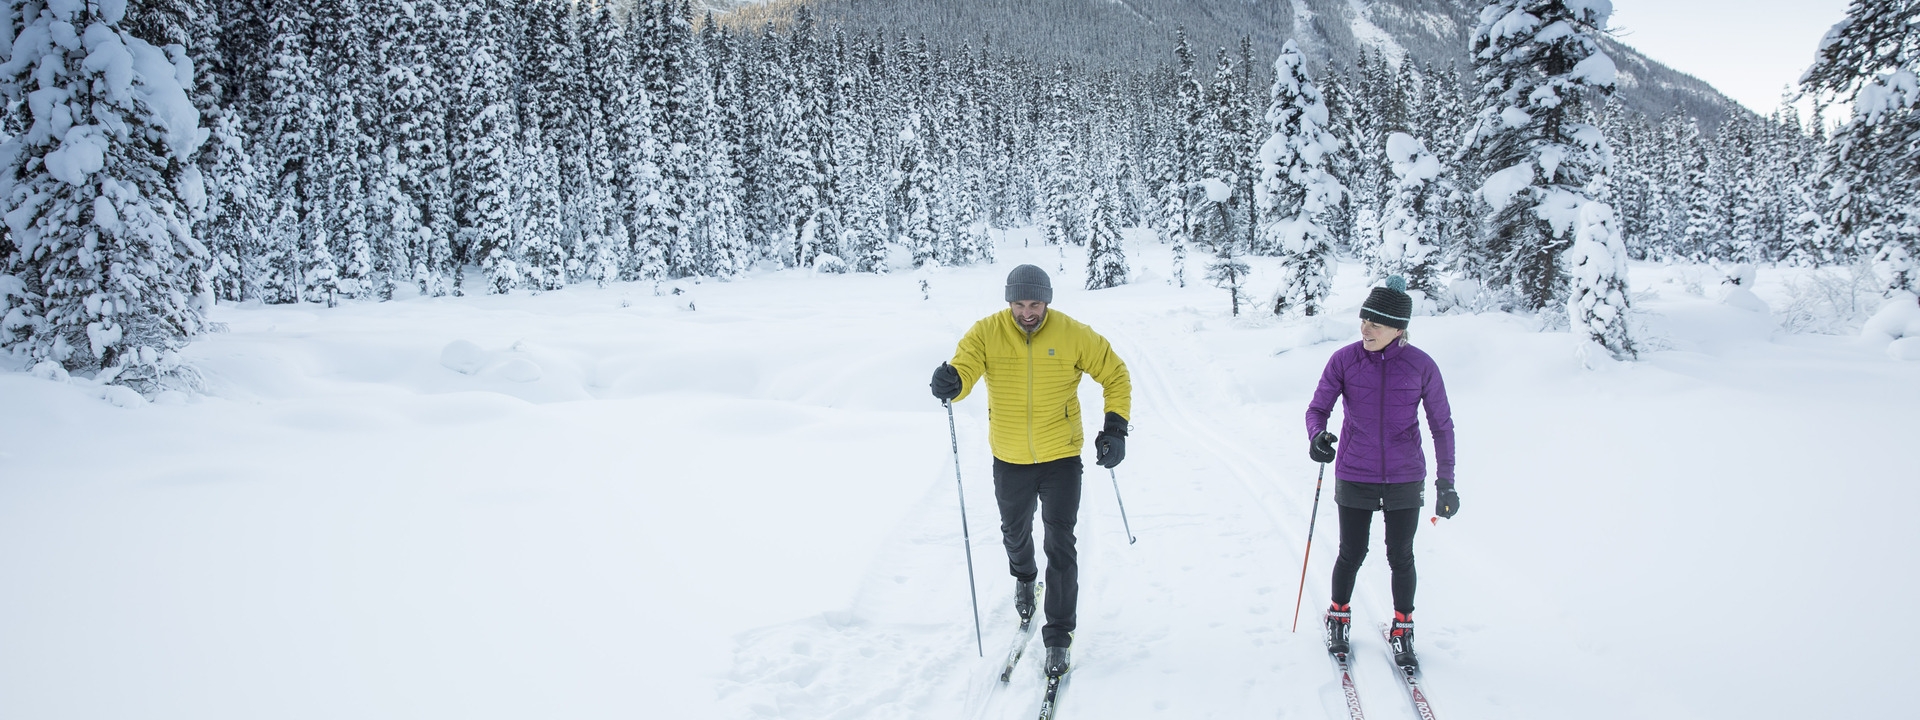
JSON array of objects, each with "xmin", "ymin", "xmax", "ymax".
[
  {"xmin": 0, "ymin": 0, "xmax": 210, "ymax": 389},
  {"xmin": 1676, "ymin": 118, "xmax": 1722, "ymax": 263},
  {"xmin": 1155, "ymin": 27, "xmax": 1204, "ymax": 287},
  {"xmin": 1201, "ymin": 198, "xmax": 1252, "ymax": 316},
  {"xmin": 1041, "ymin": 66, "xmax": 1085, "ymax": 247},
  {"xmin": 1463, "ymin": 0, "xmax": 1634, "ymax": 360},
  {"xmin": 1085, "ymin": 181, "xmax": 1129, "ymax": 290},
  {"xmin": 685, "ymin": 14, "xmax": 748, "ymax": 279},
  {"xmin": 1257, "ymin": 40, "xmax": 1346, "ymax": 318},
  {"xmin": 197, "ymin": 113, "xmax": 266, "ymax": 302},
  {"xmin": 257, "ymin": 2, "xmax": 323, "ymax": 304},
  {"xmin": 644, "ymin": 0, "xmax": 706, "ymax": 277},
  {"xmin": 777, "ymin": 7, "xmax": 836, "ymax": 270},
  {"xmin": 827, "ymin": 30, "xmax": 887, "ymax": 274},
  {"xmin": 1338, "ymin": 50, "xmax": 1394, "ymax": 265},
  {"xmin": 1566, "ymin": 196, "xmax": 1636, "ymax": 360},
  {"xmin": 310, "ymin": 0, "xmax": 375, "ymax": 302},
  {"xmin": 410, "ymin": 0, "xmax": 460, "ymax": 294},
  {"xmin": 895, "ymin": 116, "xmax": 940, "ymax": 268},
  {"xmin": 627, "ymin": 0, "xmax": 676, "ymax": 281},
  {"xmin": 574, "ymin": 2, "xmax": 624, "ymax": 288},
  {"xmin": 451, "ymin": 0, "xmax": 519, "ymax": 294},
  {"xmin": 1801, "ymin": 0, "xmax": 1920, "ymax": 295},
  {"xmin": 1377, "ymin": 132, "xmax": 1445, "ymax": 295},
  {"xmin": 515, "ymin": 122, "xmax": 566, "ymax": 291},
  {"xmin": 127, "ymin": 0, "xmax": 248, "ymax": 297}
]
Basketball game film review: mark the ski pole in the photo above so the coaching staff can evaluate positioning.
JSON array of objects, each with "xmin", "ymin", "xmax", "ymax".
[
  {"xmin": 1109, "ymin": 468, "xmax": 1137, "ymax": 544},
  {"xmin": 945, "ymin": 400, "xmax": 985, "ymax": 657},
  {"xmin": 1290, "ymin": 461, "xmax": 1327, "ymax": 633}
]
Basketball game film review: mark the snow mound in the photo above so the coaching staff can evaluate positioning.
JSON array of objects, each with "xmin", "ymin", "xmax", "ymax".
[
  {"xmin": 1721, "ymin": 287, "xmax": 1770, "ymax": 314},
  {"xmin": 1272, "ymin": 312, "xmax": 1357, "ymax": 354},
  {"xmin": 29, "ymin": 361, "xmax": 71, "ymax": 383},
  {"xmin": 96, "ymin": 384, "xmax": 145, "ymax": 407},
  {"xmin": 1861, "ymin": 292, "xmax": 1920, "ymax": 342},
  {"xmin": 490, "ymin": 357, "xmax": 543, "ymax": 383},
  {"xmin": 440, "ymin": 340, "xmax": 490, "ymax": 375},
  {"xmin": 1889, "ymin": 337, "xmax": 1920, "ymax": 361}
]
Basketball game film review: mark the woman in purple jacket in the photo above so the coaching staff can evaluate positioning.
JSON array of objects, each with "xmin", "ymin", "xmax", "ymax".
[{"xmin": 1304, "ymin": 276, "xmax": 1458, "ymax": 668}]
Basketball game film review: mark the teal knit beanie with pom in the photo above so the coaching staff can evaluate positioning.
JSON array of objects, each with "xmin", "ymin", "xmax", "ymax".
[{"xmin": 1360, "ymin": 276, "xmax": 1413, "ymax": 330}]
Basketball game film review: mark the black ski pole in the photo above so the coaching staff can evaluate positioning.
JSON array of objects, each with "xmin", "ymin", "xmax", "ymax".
[
  {"xmin": 1109, "ymin": 468, "xmax": 1137, "ymax": 544},
  {"xmin": 945, "ymin": 400, "xmax": 985, "ymax": 657},
  {"xmin": 1291, "ymin": 461, "xmax": 1327, "ymax": 633}
]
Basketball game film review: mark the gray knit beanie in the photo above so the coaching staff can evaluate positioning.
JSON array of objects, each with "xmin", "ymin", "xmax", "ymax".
[
  {"xmin": 1005, "ymin": 264, "xmax": 1053, "ymax": 303},
  {"xmin": 1360, "ymin": 275, "xmax": 1413, "ymax": 330}
]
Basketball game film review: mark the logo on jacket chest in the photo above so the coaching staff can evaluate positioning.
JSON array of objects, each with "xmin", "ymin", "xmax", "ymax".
[{"xmin": 1048, "ymin": 348, "xmax": 1055, "ymax": 356}]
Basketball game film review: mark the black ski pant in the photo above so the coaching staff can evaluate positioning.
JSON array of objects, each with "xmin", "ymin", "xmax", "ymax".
[
  {"xmin": 992, "ymin": 456, "xmax": 1082, "ymax": 648},
  {"xmin": 1330, "ymin": 505, "xmax": 1419, "ymax": 615}
]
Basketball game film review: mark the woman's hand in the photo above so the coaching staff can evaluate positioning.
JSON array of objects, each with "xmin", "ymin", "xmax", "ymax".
[
  {"xmin": 1309, "ymin": 431, "xmax": 1337, "ymax": 464},
  {"xmin": 1435, "ymin": 479, "xmax": 1459, "ymax": 518}
]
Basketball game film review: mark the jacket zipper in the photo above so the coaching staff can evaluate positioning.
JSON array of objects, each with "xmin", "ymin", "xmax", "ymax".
[
  {"xmin": 1025, "ymin": 323, "xmax": 1037, "ymax": 463},
  {"xmin": 1378, "ymin": 351, "xmax": 1388, "ymax": 483}
]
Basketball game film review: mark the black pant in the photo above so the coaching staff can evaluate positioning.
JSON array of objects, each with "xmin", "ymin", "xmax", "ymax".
[
  {"xmin": 993, "ymin": 456, "xmax": 1082, "ymax": 648},
  {"xmin": 1330, "ymin": 505, "xmax": 1419, "ymax": 615}
]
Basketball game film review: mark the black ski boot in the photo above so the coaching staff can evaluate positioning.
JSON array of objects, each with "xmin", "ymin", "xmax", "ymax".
[
  {"xmin": 1044, "ymin": 646, "xmax": 1071, "ymax": 678},
  {"xmin": 1388, "ymin": 611, "xmax": 1417, "ymax": 668},
  {"xmin": 1016, "ymin": 580, "xmax": 1037, "ymax": 624},
  {"xmin": 1325, "ymin": 603, "xmax": 1352, "ymax": 654}
]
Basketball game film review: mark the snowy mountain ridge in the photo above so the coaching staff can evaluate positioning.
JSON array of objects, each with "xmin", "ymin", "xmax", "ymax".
[{"xmin": 720, "ymin": 0, "xmax": 1751, "ymax": 130}]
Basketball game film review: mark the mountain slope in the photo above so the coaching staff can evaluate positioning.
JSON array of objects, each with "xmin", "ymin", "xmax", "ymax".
[{"xmin": 720, "ymin": 0, "xmax": 1749, "ymax": 129}]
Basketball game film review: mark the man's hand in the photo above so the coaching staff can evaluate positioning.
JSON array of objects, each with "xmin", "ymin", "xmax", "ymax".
[
  {"xmin": 1094, "ymin": 412, "xmax": 1128, "ymax": 468},
  {"xmin": 930, "ymin": 363, "xmax": 961, "ymax": 401},
  {"xmin": 1309, "ymin": 431, "xmax": 1337, "ymax": 464}
]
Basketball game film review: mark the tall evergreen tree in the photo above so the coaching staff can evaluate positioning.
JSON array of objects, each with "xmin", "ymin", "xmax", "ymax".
[
  {"xmin": 1, "ymin": 0, "xmax": 211, "ymax": 388},
  {"xmin": 1257, "ymin": 41, "xmax": 1346, "ymax": 318},
  {"xmin": 260, "ymin": 1, "xmax": 324, "ymax": 303},
  {"xmin": 1801, "ymin": 0, "xmax": 1920, "ymax": 294},
  {"xmin": 1155, "ymin": 28, "xmax": 1203, "ymax": 287},
  {"xmin": 1377, "ymin": 133, "xmax": 1446, "ymax": 295},
  {"xmin": 1041, "ymin": 66, "xmax": 1085, "ymax": 247},
  {"xmin": 1085, "ymin": 182, "xmax": 1129, "ymax": 289},
  {"xmin": 456, "ymin": 0, "xmax": 521, "ymax": 294},
  {"xmin": 1465, "ymin": 0, "xmax": 1634, "ymax": 355}
]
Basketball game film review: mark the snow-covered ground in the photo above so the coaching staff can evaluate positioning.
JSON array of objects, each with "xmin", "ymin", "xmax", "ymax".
[{"xmin": 3, "ymin": 232, "xmax": 1916, "ymax": 720}]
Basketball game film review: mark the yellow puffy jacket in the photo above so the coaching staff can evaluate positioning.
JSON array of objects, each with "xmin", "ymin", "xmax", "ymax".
[{"xmin": 949, "ymin": 308, "xmax": 1131, "ymax": 465}]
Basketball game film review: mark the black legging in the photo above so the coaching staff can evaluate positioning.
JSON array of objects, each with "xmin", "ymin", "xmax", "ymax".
[{"xmin": 1330, "ymin": 505, "xmax": 1418, "ymax": 614}]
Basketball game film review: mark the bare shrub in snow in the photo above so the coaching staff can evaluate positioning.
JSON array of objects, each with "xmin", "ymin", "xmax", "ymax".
[{"xmin": 1776, "ymin": 264, "xmax": 1881, "ymax": 334}]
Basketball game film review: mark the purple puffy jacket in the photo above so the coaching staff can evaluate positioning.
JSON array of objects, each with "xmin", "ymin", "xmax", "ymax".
[{"xmin": 1305, "ymin": 340, "xmax": 1455, "ymax": 484}]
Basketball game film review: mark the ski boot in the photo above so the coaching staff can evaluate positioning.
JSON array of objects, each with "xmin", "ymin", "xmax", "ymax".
[
  {"xmin": 1388, "ymin": 611, "xmax": 1417, "ymax": 668},
  {"xmin": 1015, "ymin": 580, "xmax": 1037, "ymax": 624},
  {"xmin": 1324, "ymin": 603, "xmax": 1352, "ymax": 654},
  {"xmin": 1044, "ymin": 646, "xmax": 1071, "ymax": 679}
]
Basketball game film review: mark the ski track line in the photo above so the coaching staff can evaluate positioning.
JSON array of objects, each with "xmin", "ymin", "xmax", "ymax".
[
  {"xmin": 1108, "ymin": 319, "xmax": 1428, "ymax": 656},
  {"xmin": 1104, "ymin": 318, "xmax": 1314, "ymax": 558}
]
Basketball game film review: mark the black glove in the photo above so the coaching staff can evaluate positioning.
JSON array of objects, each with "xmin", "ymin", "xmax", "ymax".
[
  {"xmin": 1435, "ymin": 479, "xmax": 1460, "ymax": 519},
  {"xmin": 930, "ymin": 362, "xmax": 960, "ymax": 401},
  {"xmin": 1309, "ymin": 431, "xmax": 1337, "ymax": 464},
  {"xmin": 1094, "ymin": 412, "xmax": 1128, "ymax": 469}
]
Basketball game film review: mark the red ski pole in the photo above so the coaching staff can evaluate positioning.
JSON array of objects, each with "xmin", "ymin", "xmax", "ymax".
[{"xmin": 1291, "ymin": 462, "xmax": 1327, "ymax": 633}]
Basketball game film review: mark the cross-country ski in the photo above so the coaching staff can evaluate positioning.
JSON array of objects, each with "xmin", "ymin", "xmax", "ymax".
[
  {"xmin": 1000, "ymin": 583, "xmax": 1044, "ymax": 683},
  {"xmin": 1382, "ymin": 624, "xmax": 1440, "ymax": 720},
  {"xmin": 1327, "ymin": 650, "xmax": 1368, "ymax": 720}
]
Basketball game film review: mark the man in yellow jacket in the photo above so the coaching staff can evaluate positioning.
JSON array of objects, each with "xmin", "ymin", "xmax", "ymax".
[{"xmin": 929, "ymin": 264, "xmax": 1131, "ymax": 679}]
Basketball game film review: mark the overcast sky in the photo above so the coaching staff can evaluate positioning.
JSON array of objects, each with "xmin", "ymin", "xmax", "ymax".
[{"xmin": 1607, "ymin": 0, "xmax": 1855, "ymax": 114}]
